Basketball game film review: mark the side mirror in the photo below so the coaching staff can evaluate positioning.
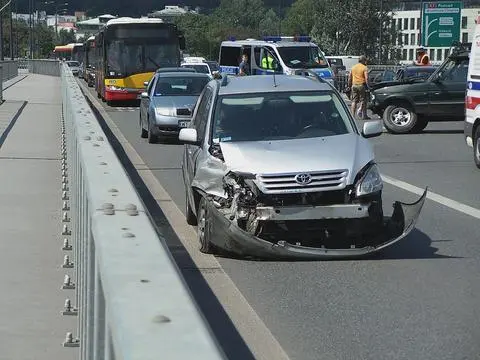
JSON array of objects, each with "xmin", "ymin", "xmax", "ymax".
[
  {"xmin": 141, "ymin": 92, "xmax": 149, "ymax": 99},
  {"xmin": 144, "ymin": 81, "xmax": 149, "ymax": 87},
  {"xmin": 178, "ymin": 128, "xmax": 200, "ymax": 145},
  {"xmin": 362, "ymin": 120, "xmax": 383, "ymax": 138}
]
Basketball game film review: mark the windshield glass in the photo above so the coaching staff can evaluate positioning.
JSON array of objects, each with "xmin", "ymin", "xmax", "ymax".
[
  {"xmin": 206, "ymin": 61, "xmax": 220, "ymax": 72},
  {"xmin": 277, "ymin": 46, "xmax": 328, "ymax": 69},
  {"xmin": 106, "ymin": 39, "xmax": 179, "ymax": 77},
  {"xmin": 154, "ymin": 76, "xmax": 209, "ymax": 96},
  {"xmin": 182, "ymin": 64, "xmax": 210, "ymax": 74},
  {"xmin": 212, "ymin": 91, "xmax": 352, "ymax": 142},
  {"xmin": 431, "ymin": 57, "xmax": 468, "ymax": 82},
  {"xmin": 67, "ymin": 61, "xmax": 79, "ymax": 67}
]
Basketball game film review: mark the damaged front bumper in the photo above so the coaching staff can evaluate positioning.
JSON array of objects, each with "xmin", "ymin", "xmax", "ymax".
[{"xmin": 207, "ymin": 189, "xmax": 428, "ymax": 259}]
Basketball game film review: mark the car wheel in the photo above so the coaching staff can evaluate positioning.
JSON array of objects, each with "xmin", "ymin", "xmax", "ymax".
[
  {"xmin": 147, "ymin": 120, "xmax": 158, "ymax": 144},
  {"xmin": 411, "ymin": 116, "xmax": 429, "ymax": 133},
  {"xmin": 474, "ymin": 126, "xmax": 480, "ymax": 169},
  {"xmin": 185, "ymin": 189, "xmax": 198, "ymax": 226},
  {"xmin": 383, "ymin": 103, "xmax": 418, "ymax": 134},
  {"xmin": 140, "ymin": 114, "xmax": 148, "ymax": 138},
  {"xmin": 197, "ymin": 197, "xmax": 214, "ymax": 254}
]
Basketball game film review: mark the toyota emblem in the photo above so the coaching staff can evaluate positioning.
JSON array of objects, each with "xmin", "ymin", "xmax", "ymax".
[{"xmin": 295, "ymin": 173, "xmax": 312, "ymax": 185}]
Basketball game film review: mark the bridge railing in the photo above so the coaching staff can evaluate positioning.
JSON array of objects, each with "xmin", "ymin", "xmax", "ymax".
[
  {"xmin": 61, "ymin": 63, "xmax": 226, "ymax": 359},
  {"xmin": 27, "ymin": 59, "xmax": 61, "ymax": 76}
]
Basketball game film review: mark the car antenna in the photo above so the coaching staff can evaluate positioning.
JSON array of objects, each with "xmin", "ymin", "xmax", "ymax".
[{"xmin": 263, "ymin": 46, "xmax": 277, "ymax": 87}]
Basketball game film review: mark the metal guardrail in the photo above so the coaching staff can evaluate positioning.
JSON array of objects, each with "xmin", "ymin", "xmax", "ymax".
[
  {"xmin": 28, "ymin": 59, "xmax": 60, "ymax": 76},
  {"xmin": 60, "ymin": 63, "xmax": 226, "ymax": 359},
  {"xmin": 0, "ymin": 60, "xmax": 18, "ymax": 81}
]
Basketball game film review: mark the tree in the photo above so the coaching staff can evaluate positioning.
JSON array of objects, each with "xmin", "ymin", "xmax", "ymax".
[
  {"xmin": 57, "ymin": 29, "xmax": 76, "ymax": 46},
  {"xmin": 259, "ymin": 9, "xmax": 281, "ymax": 36}
]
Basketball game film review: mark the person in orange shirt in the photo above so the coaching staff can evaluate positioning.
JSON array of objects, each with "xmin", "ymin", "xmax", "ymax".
[
  {"xmin": 415, "ymin": 48, "xmax": 431, "ymax": 66},
  {"xmin": 348, "ymin": 55, "xmax": 370, "ymax": 120}
]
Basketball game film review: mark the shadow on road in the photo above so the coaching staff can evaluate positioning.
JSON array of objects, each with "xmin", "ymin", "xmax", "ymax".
[
  {"xmin": 87, "ymin": 96, "xmax": 256, "ymax": 360},
  {"xmin": 420, "ymin": 129, "xmax": 464, "ymax": 135},
  {"xmin": 107, "ymin": 99, "xmax": 140, "ymax": 107}
]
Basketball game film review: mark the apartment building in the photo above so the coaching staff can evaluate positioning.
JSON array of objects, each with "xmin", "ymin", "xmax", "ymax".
[{"xmin": 393, "ymin": 7, "xmax": 480, "ymax": 64}]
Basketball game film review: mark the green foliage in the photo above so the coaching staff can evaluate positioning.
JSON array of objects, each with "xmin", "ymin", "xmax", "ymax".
[{"xmin": 57, "ymin": 29, "xmax": 76, "ymax": 46}]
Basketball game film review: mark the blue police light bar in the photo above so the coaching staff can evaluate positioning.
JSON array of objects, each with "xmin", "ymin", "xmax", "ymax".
[
  {"xmin": 228, "ymin": 36, "xmax": 236, "ymax": 41},
  {"xmin": 263, "ymin": 36, "xmax": 282, "ymax": 42},
  {"xmin": 294, "ymin": 35, "xmax": 312, "ymax": 42}
]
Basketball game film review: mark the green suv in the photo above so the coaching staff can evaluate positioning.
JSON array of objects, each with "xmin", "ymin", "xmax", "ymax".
[{"xmin": 369, "ymin": 44, "xmax": 470, "ymax": 134}]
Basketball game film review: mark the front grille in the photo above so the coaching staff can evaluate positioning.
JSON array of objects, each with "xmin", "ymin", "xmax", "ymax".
[
  {"xmin": 176, "ymin": 108, "xmax": 191, "ymax": 116},
  {"xmin": 256, "ymin": 170, "xmax": 348, "ymax": 194}
]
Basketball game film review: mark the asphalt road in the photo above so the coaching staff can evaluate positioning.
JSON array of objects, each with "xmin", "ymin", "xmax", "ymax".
[{"xmin": 85, "ymin": 87, "xmax": 480, "ymax": 360}]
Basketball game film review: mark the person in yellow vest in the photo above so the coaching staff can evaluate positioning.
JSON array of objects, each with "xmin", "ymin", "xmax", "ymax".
[
  {"xmin": 262, "ymin": 54, "xmax": 275, "ymax": 70},
  {"xmin": 348, "ymin": 55, "xmax": 370, "ymax": 120},
  {"xmin": 415, "ymin": 48, "xmax": 431, "ymax": 66}
]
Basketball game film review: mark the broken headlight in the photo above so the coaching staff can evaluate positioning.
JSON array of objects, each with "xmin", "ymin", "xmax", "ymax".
[{"xmin": 355, "ymin": 164, "xmax": 383, "ymax": 197}]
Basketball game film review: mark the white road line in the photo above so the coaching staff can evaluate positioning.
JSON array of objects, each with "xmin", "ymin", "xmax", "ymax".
[{"xmin": 382, "ymin": 174, "xmax": 480, "ymax": 220}]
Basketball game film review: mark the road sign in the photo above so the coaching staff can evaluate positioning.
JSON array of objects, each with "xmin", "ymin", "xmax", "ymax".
[{"xmin": 421, "ymin": 1, "xmax": 462, "ymax": 47}]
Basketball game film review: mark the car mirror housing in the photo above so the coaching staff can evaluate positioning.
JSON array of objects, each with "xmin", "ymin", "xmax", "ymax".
[
  {"xmin": 143, "ymin": 81, "xmax": 149, "ymax": 87},
  {"xmin": 179, "ymin": 128, "xmax": 200, "ymax": 145},
  {"xmin": 362, "ymin": 120, "xmax": 383, "ymax": 138},
  {"xmin": 141, "ymin": 92, "xmax": 149, "ymax": 99}
]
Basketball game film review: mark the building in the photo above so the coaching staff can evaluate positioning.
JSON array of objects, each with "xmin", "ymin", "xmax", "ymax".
[
  {"xmin": 393, "ymin": 7, "xmax": 480, "ymax": 64},
  {"xmin": 75, "ymin": 14, "xmax": 117, "ymax": 40},
  {"xmin": 147, "ymin": 5, "xmax": 198, "ymax": 22}
]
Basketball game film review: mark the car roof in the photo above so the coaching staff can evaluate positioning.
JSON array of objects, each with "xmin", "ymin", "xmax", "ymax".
[
  {"xmin": 221, "ymin": 40, "xmax": 315, "ymax": 48},
  {"xmin": 156, "ymin": 67, "xmax": 196, "ymax": 73},
  {"xmin": 404, "ymin": 66, "xmax": 436, "ymax": 71},
  {"xmin": 156, "ymin": 72, "xmax": 210, "ymax": 78},
  {"xmin": 217, "ymin": 75, "xmax": 332, "ymax": 95}
]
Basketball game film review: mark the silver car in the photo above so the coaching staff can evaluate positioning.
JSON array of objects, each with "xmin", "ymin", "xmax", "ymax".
[
  {"xmin": 66, "ymin": 60, "xmax": 80, "ymax": 76},
  {"xmin": 178, "ymin": 74, "xmax": 427, "ymax": 259},
  {"xmin": 139, "ymin": 69, "xmax": 211, "ymax": 143}
]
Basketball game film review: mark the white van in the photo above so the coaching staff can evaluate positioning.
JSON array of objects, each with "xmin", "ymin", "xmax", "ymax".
[
  {"xmin": 325, "ymin": 55, "xmax": 360, "ymax": 75},
  {"xmin": 465, "ymin": 20, "xmax": 479, "ymax": 168},
  {"xmin": 218, "ymin": 36, "xmax": 335, "ymax": 85}
]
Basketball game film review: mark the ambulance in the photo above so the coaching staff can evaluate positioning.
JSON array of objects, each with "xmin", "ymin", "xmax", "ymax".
[
  {"xmin": 465, "ymin": 17, "xmax": 480, "ymax": 168},
  {"xmin": 218, "ymin": 36, "xmax": 335, "ymax": 86}
]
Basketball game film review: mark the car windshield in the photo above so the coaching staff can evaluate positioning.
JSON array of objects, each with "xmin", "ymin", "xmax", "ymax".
[
  {"xmin": 212, "ymin": 91, "xmax": 352, "ymax": 143},
  {"xmin": 67, "ymin": 61, "xmax": 79, "ymax": 67},
  {"xmin": 432, "ymin": 57, "xmax": 468, "ymax": 82},
  {"xmin": 106, "ymin": 39, "xmax": 179, "ymax": 77},
  {"xmin": 182, "ymin": 64, "xmax": 210, "ymax": 74},
  {"xmin": 154, "ymin": 76, "xmax": 209, "ymax": 96},
  {"xmin": 277, "ymin": 46, "xmax": 329, "ymax": 69},
  {"xmin": 206, "ymin": 61, "xmax": 220, "ymax": 72}
]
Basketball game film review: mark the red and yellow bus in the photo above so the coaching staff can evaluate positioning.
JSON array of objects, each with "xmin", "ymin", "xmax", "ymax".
[
  {"xmin": 53, "ymin": 43, "xmax": 74, "ymax": 59},
  {"xmin": 83, "ymin": 36, "xmax": 96, "ymax": 82},
  {"xmin": 94, "ymin": 17, "xmax": 185, "ymax": 104}
]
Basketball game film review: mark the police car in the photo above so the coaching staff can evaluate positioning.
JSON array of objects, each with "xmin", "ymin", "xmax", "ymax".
[
  {"xmin": 181, "ymin": 56, "xmax": 221, "ymax": 80},
  {"xmin": 465, "ymin": 19, "xmax": 479, "ymax": 168},
  {"xmin": 218, "ymin": 36, "xmax": 335, "ymax": 85}
]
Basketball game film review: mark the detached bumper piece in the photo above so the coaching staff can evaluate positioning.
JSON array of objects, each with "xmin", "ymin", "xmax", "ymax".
[{"xmin": 209, "ymin": 189, "xmax": 428, "ymax": 260}]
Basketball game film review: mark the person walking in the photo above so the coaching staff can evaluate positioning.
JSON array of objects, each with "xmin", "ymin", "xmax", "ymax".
[{"xmin": 348, "ymin": 55, "xmax": 370, "ymax": 120}]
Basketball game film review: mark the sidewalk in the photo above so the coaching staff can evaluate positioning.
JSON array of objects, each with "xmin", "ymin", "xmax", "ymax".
[{"xmin": 0, "ymin": 74, "xmax": 77, "ymax": 359}]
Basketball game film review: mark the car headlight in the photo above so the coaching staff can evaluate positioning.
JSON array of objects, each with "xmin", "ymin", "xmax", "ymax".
[
  {"xmin": 355, "ymin": 164, "xmax": 383, "ymax": 196},
  {"xmin": 156, "ymin": 107, "xmax": 174, "ymax": 116}
]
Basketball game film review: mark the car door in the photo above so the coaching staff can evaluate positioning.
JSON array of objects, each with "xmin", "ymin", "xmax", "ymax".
[
  {"xmin": 183, "ymin": 86, "xmax": 213, "ymax": 202},
  {"xmin": 429, "ymin": 58, "xmax": 468, "ymax": 118},
  {"xmin": 141, "ymin": 77, "xmax": 155, "ymax": 127}
]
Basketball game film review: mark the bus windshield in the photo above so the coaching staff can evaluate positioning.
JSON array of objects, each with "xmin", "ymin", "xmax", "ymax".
[
  {"xmin": 277, "ymin": 46, "xmax": 329, "ymax": 69},
  {"xmin": 106, "ymin": 39, "xmax": 178, "ymax": 77}
]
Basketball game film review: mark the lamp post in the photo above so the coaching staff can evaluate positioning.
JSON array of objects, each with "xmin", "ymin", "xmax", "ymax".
[
  {"xmin": 379, "ymin": 0, "xmax": 384, "ymax": 63},
  {"xmin": 9, "ymin": 0, "xmax": 12, "ymax": 59}
]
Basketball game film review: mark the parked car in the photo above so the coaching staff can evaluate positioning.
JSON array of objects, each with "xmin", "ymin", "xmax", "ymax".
[
  {"xmin": 181, "ymin": 57, "xmax": 221, "ymax": 79},
  {"xmin": 139, "ymin": 68, "xmax": 210, "ymax": 143},
  {"xmin": 66, "ymin": 61, "xmax": 80, "ymax": 76},
  {"xmin": 369, "ymin": 66, "xmax": 437, "ymax": 89},
  {"xmin": 369, "ymin": 44, "xmax": 469, "ymax": 134},
  {"xmin": 178, "ymin": 72, "xmax": 427, "ymax": 259}
]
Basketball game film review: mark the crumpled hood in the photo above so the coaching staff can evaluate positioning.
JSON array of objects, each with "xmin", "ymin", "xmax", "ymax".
[
  {"xmin": 219, "ymin": 134, "xmax": 375, "ymax": 185},
  {"xmin": 152, "ymin": 95, "xmax": 198, "ymax": 111}
]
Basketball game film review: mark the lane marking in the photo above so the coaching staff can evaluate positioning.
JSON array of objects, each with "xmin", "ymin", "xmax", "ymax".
[
  {"xmin": 77, "ymin": 79, "xmax": 291, "ymax": 360},
  {"xmin": 382, "ymin": 174, "xmax": 480, "ymax": 220}
]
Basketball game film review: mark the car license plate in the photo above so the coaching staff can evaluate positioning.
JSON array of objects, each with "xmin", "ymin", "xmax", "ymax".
[{"xmin": 178, "ymin": 120, "xmax": 190, "ymax": 128}]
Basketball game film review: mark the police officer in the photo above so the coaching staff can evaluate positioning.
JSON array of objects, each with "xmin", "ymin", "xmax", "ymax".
[{"xmin": 262, "ymin": 53, "xmax": 275, "ymax": 70}]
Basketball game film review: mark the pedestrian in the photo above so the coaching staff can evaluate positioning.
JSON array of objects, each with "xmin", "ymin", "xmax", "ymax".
[
  {"xmin": 348, "ymin": 55, "xmax": 370, "ymax": 120},
  {"xmin": 415, "ymin": 48, "xmax": 431, "ymax": 66},
  {"xmin": 238, "ymin": 53, "xmax": 250, "ymax": 76}
]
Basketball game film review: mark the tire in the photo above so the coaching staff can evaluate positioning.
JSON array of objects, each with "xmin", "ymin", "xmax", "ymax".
[
  {"xmin": 147, "ymin": 120, "xmax": 158, "ymax": 144},
  {"xmin": 197, "ymin": 197, "xmax": 214, "ymax": 254},
  {"xmin": 474, "ymin": 126, "xmax": 480, "ymax": 169},
  {"xmin": 383, "ymin": 103, "xmax": 418, "ymax": 134},
  {"xmin": 140, "ymin": 115, "xmax": 148, "ymax": 138},
  {"xmin": 97, "ymin": 91, "xmax": 101, "ymax": 98},
  {"xmin": 185, "ymin": 189, "xmax": 198, "ymax": 226},
  {"xmin": 411, "ymin": 116, "xmax": 429, "ymax": 133},
  {"xmin": 106, "ymin": 100, "xmax": 113, "ymax": 106}
]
